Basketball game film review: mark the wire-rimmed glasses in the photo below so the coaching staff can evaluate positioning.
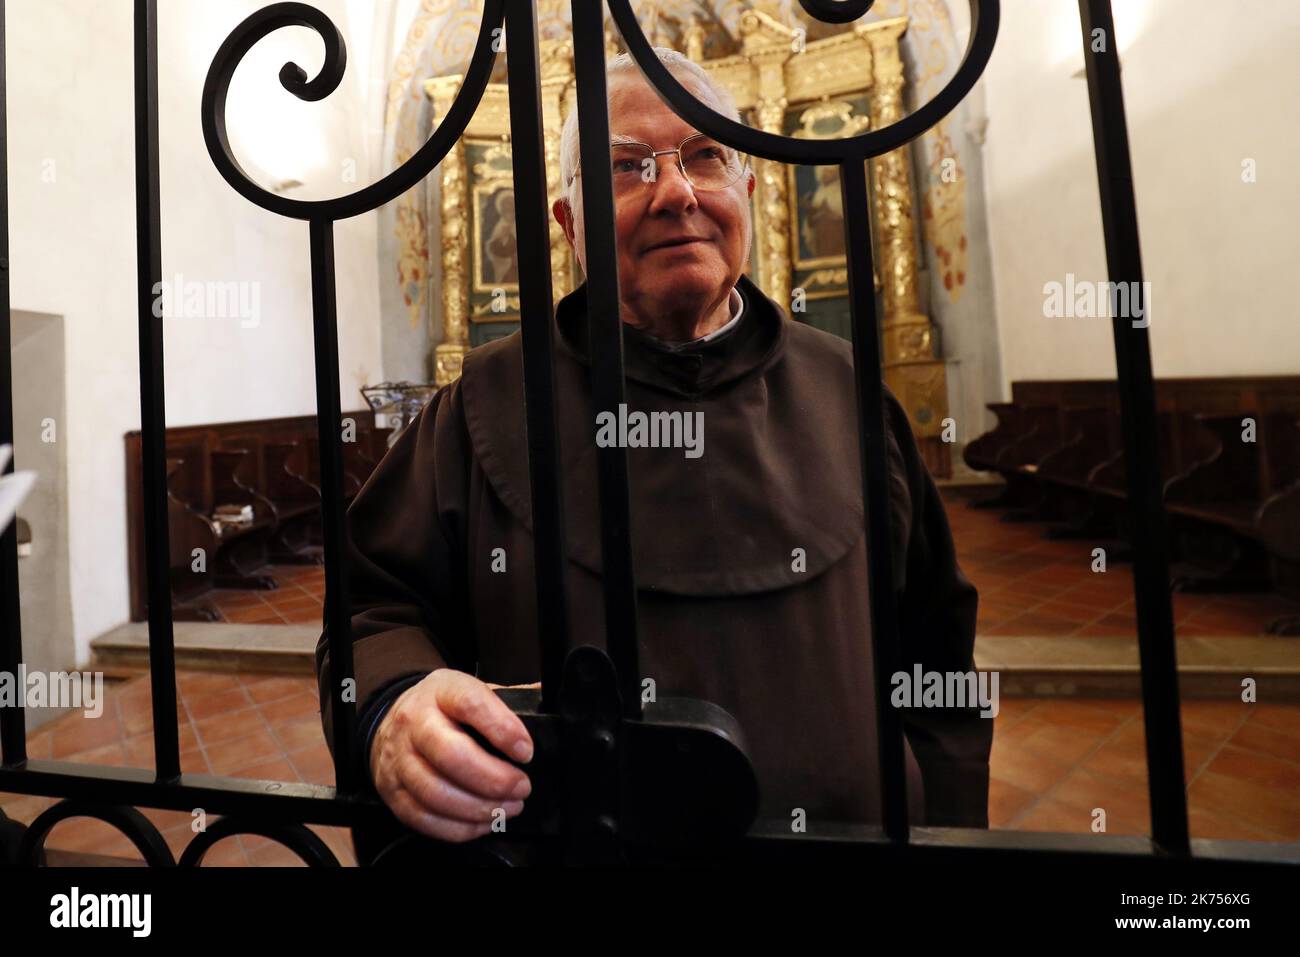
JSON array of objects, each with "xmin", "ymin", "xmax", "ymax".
[{"xmin": 570, "ymin": 133, "xmax": 750, "ymax": 195}]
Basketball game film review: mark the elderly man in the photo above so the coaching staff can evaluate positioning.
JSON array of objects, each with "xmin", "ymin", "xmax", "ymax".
[{"xmin": 317, "ymin": 48, "xmax": 991, "ymax": 857}]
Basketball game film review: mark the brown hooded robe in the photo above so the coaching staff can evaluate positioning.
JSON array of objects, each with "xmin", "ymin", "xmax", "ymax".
[{"xmin": 317, "ymin": 273, "xmax": 992, "ymax": 843}]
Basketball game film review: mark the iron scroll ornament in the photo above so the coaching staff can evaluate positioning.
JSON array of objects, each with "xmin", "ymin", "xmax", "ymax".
[
  {"xmin": 606, "ymin": 0, "xmax": 1000, "ymax": 164},
  {"xmin": 20, "ymin": 801, "xmax": 176, "ymax": 867},
  {"xmin": 18, "ymin": 799, "xmax": 343, "ymax": 867},
  {"xmin": 177, "ymin": 816, "xmax": 341, "ymax": 867},
  {"xmin": 200, "ymin": 0, "xmax": 505, "ymax": 221}
]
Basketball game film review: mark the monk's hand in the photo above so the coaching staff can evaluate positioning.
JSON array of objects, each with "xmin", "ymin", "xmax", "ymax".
[{"xmin": 370, "ymin": 669, "xmax": 534, "ymax": 843}]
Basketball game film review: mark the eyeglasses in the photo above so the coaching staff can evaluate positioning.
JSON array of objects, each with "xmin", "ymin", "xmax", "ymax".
[{"xmin": 570, "ymin": 133, "xmax": 749, "ymax": 195}]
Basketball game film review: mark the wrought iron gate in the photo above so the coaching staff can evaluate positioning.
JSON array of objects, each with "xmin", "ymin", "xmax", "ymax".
[{"xmin": 0, "ymin": 0, "xmax": 1296, "ymax": 873}]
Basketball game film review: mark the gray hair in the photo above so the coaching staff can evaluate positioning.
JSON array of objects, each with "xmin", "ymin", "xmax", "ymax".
[{"xmin": 558, "ymin": 47, "xmax": 742, "ymax": 208}]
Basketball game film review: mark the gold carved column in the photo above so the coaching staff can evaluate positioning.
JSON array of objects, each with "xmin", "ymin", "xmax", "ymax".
[
  {"xmin": 705, "ymin": 13, "xmax": 949, "ymax": 451},
  {"xmin": 864, "ymin": 20, "xmax": 947, "ymax": 441},
  {"xmin": 428, "ymin": 75, "xmax": 470, "ymax": 387},
  {"xmin": 425, "ymin": 39, "xmax": 576, "ymax": 387},
  {"xmin": 742, "ymin": 32, "xmax": 793, "ymax": 312},
  {"xmin": 540, "ymin": 40, "xmax": 577, "ymax": 302}
]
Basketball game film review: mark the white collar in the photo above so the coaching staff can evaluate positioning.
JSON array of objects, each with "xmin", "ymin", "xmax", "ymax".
[
  {"xmin": 694, "ymin": 286, "xmax": 745, "ymax": 343},
  {"xmin": 644, "ymin": 286, "xmax": 744, "ymax": 351}
]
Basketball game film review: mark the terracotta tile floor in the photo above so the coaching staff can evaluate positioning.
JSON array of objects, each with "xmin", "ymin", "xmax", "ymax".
[
  {"xmin": 209, "ymin": 564, "xmax": 325, "ymax": 625},
  {"xmin": 0, "ymin": 671, "xmax": 354, "ymax": 866},
  {"xmin": 949, "ymin": 485, "xmax": 1300, "ymax": 841},
  {"xmin": 942, "ymin": 486, "xmax": 1300, "ymax": 638},
  {"xmin": 990, "ymin": 697, "xmax": 1300, "ymax": 840}
]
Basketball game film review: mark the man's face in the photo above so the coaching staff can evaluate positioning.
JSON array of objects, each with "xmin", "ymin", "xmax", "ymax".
[{"xmin": 554, "ymin": 73, "xmax": 755, "ymax": 322}]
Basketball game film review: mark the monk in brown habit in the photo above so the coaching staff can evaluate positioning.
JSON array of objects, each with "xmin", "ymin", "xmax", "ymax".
[{"xmin": 317, "ymin": 48, "xmax": 992, "ymax": 856}]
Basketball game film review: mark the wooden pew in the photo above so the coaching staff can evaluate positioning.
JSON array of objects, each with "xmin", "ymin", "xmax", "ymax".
[
  {"xmin": 165, "ymin": 456, "xmax": 221, "ymax": 622},
  {"xmin": 960, "ymin": 377, "xmax": 1300, "ymax": 610},
  {"xmin": 284, "ymin": 434, "xmax": 364, "ymax": 503},
  {"xmin": 963, "ymin": 402, "xmax": 1021, "ymax": 474},
  {"xmin": 1033, "ymin": 406, "xmax": 1119, "ymax": 536},
  {"xmin": 206, "ymin": 447, "xmax": 279, "ymax": 589},
  {"xmin": 1258, "ymin": 417, "xmax": 1300, "ymax": 633},
  {"xmin": 1165, "ymin": 414, "xmax": 1263, "ymax": 535},
  {"xmin": 961, "ymin": 403, "xmax": 1029, "ymax": 509},
  {"xmin": 1166, "ymin": 413, "xmax": 1300, "ymax": 593},
  {"xmin": 224, "ymin": 433, "xmax": 323, "ymax": 565},
  {"xmin": 1037, "ymin": 408, "xmax": 1112, "ymax": 485},
  {"xmin": 125, "ymin": 409, "xmax": 388, "ymax": 621},
  {"xmin": 1088, "ymin": 409, "xmax": 1198, "ymax": 498},
  {"xmin": 990, "ymin": 405, "xmax": 1066, "ymax": 520}
]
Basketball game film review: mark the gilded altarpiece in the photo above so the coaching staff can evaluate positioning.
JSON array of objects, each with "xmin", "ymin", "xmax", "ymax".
[{"xmin": 426, "ymin": 11, "xmax": 950, "ymax": 472}]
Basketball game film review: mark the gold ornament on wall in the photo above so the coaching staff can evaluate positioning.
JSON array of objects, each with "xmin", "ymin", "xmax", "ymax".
[{"xmin": 422, "ymin": 5, "xmax": 948, "ymax": 448}]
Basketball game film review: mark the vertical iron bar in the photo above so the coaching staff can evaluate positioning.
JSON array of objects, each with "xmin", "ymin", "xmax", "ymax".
[
  {"xmin": 309, "ymin": 217, "xmax": 356, "ymax": 794},
  {"xmin": 569, "ymin": 0, "xmax": 641, "ymax": 719},
  {"xmin": 1078, "ymin": 0, "xmax": 1188, "ymax": 856},
  {"xmin": 504, "ymin": 0, "xmax": 570, "ymax": 712},
  {"xmin": 0, "ymin": 0, "xmax": 27, "ymax": 767},
  {"xmin": 841, "ymin": 159, "xmax": 908, "ymax": 842},
  {"xmin": 134, "ymin": 0, "xmax": 181, "ymax": 781}
]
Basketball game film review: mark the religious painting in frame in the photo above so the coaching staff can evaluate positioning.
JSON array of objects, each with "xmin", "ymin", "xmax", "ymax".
[
  {"xmin": 784, "ymin": 95, "xmax": 875, "ymax": 303},
  {"xmin": 467, "ymin": 140, "xmax": 522, "ymax": 325}
]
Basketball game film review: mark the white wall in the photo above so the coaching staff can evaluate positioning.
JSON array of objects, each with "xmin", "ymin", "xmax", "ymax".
[
  {"xmin": 12, "ymin": 311, "xmax": 74, "ymax": 730},
  {"xmin": 981, "ymin": 0, "xmax": 1300, "ymax": 389},
  {"xmin": 7, "ymin": 0, "xmax": 384, "ymax": 665}
]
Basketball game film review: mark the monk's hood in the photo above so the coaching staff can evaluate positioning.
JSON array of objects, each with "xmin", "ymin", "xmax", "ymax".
[{"xmin": 459, "ymin": 273, "xmax": 894, "ymax": 597}]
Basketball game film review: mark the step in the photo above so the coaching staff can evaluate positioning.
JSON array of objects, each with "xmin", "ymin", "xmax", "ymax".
[
  {"xmin": 976, "ymin": 634, "xmax": 1300, "ymax": 698},
  {"xmin": 91, "ymin": 621, "xmax": 318, "ymax": 675}
]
